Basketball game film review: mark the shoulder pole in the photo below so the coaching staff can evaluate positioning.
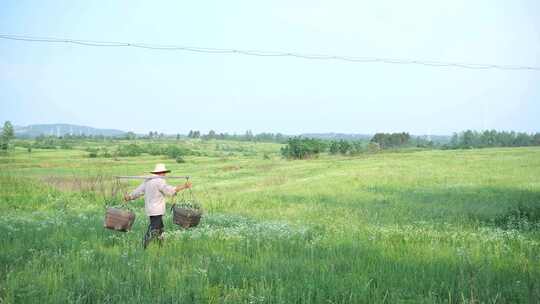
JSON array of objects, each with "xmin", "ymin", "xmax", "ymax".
[{"xmin": 114, "ymin": 175, "xmax": 190, "ymax": 180}]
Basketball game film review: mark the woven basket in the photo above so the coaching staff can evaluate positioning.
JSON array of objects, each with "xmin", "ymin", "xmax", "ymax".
[
  {"xmin": 172, "ymin": 205, "xmax": 202, "ymax": 228},
  {"xmin": 104, "ymin": 207, "xmax": 136, "ymax": 232}
]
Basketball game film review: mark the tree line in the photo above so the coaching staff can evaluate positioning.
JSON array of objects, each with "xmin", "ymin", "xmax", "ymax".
[
  {"xmin": 281, "ymin": 130, "xmax": 540, "ymax": 159},
  {"xmin": 188, "ymin": 130, "xmax": 287, "ymax": 143},
  {"xmin": 86, "ymin": 143, "xmax": 197, "ymax": 163},
  {"xmin": 447, "ymin": 130, "xmax": 540, "ymax": 149},
  {"xmin": 370, "ymin": 132, "xmax": 411, "ymax": 149},
  {"xmin": 3, "ymin": 120, "xmax": 539, "ymax": 159},
  {"xmin": 281, "ymin": 132, "xmax": 411, "ymax": 159}
]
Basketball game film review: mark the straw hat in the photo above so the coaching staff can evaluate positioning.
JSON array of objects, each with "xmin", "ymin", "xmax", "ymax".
[{"xmin": 150, "ymin": 163, "xmax": 171, "ymax": 174}]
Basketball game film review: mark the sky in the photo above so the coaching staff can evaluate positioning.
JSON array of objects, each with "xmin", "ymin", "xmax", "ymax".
[{"xmin": 1, "ymin": 0, "xmax": 539, "ymax": 135}]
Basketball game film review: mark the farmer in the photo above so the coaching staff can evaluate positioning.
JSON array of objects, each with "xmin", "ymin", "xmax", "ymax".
[{"xmin": 124, "ymin": 163, "xmax": 192, "ymax": 249}]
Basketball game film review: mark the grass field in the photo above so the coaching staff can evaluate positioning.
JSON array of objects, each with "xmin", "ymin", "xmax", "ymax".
[{"xmin": 1, "ymin": 141, "xmax": 539, "ymax": 303}]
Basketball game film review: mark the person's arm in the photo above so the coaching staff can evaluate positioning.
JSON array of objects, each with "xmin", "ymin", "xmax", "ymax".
[
  {"xmin": 175, "ymin": 181, "xmax": 192, "ymax": 193},
  {"xmin": 158, "ymin": 180, "xmax": 192, "ymax": 197},
  {"xmin": 124, "ymin": 182, "xmax": 145, "ymax": 202}
]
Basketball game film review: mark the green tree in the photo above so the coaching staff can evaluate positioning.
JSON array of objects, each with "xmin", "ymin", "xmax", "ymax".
[
  {"xmin": 450, "ymin": 133, "xmax": 459, "ymax": 147},
  {"xmin": 338, "ymin": 140, "xmax": 351, "ymax": 154},
  {"xmin": 1, "ymin": 121, "xmax": 15, "ymax": 151},
  {"xmin": 124, "ymin": 131, "xmax": 136, "ymax": 140},
  {"xmin": 514, "ymin": 132, "xmax": 531, "ymax": 146},
  {"xmin": 351, "ymin": 141, "xmax": 364, "ymax": 154},
  {"xmin": 207, "ymin": 130, "xmax": 216, "ymax": 139},
  {"xmin": 2, "ymin": 121, "xmax": 14, "ymax": 140},
  {"xmin": 461, "ymin": 130, "xmax": 475, "ymax": 148},
  {"xmin": 281, "ymin": 137, "xmax": 326, "ymax": 159},
  {"xmin": 329, "ymin": 141, "xmax": 339, "ymax": 154},
  {"xmin": 371, "ymin": 132, "xmax": 410, "ymax": 149},
  {"xmin": 244, "ymin": 130, "xmax": 254, "ymax": 141},
  {"xmin": 533, "ymin": 133, "xmax": 540, "ymax": 146}
]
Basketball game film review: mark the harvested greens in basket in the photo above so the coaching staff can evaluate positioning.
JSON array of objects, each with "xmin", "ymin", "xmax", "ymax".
[{"xmin": 171, "ymin": 189, "xmax": 203, "ymax": 228}]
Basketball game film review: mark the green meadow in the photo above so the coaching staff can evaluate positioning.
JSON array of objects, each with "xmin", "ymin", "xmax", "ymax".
[{"xmin": 1, "ymin": 141, "xmax": 539, "ymax": 303}]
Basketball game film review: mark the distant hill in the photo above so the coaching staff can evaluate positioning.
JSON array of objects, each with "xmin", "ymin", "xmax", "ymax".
[{"xmin": 14, "ymin": 124, "xmax": 126, "ymax": 138}]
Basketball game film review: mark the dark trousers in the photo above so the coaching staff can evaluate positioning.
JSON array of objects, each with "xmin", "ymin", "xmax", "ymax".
[
  {"xmin": 149, "ymin": 215, "xmax": 164, "ymax": 232},
  {"xmin": 143, "ymin": 215, "xmax": 164, "ymax": 248}
]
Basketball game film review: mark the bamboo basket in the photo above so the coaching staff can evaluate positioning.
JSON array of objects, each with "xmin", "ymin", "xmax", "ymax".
[
  {"xmin": 172, "ymin": 205, "xmax": 202, "ymax": 228},
  {"xmin": 104, "ymin": 207, "xmax": 136, "ymax": 232}
]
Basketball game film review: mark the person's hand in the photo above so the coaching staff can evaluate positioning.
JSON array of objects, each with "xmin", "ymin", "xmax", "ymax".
[
  {"xmin": 175, "ymin": 182, "xmax": 192, "ymax": 192},
  {"xmin": 123, "ymin": 193, "xmax": 131, "ymax": 202}
]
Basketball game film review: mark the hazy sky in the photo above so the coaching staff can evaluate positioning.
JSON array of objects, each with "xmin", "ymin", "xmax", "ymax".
[{"xmin": 1, "ymin": 0, "xmax": 539, "ymax": 135}]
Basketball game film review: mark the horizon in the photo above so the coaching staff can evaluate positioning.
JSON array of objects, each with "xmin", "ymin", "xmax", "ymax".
[
  {"xmin": 1, "ymin": 1, "xmax": 539, "ymax": 135},
  {"xmin": 10, "ymin": 122, "xmax": 540, "ymax": 137}
]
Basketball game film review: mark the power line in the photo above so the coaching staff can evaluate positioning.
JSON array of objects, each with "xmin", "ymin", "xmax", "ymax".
[{"xmin": 1, "ymin": 33, "xmax": 539, "ymax": 71}]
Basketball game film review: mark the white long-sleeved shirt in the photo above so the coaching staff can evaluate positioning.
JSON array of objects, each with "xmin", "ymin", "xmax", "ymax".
[{"xmin": 130, "ymin": 175, "xmax": 177, "ymax": 216}]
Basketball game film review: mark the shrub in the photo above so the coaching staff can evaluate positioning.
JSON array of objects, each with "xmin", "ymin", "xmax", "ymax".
[
  {"xmin": 143, "ymin": 144, "xmax": 195, "ymax": 158},
  {"xmin": 14, "ymin": 141, "xmax": 32, "ymax": 148},
  {"xmin": 101, "ymin": 149, "xmax": 112, "ymax": 158},
  {"xmin": 367, "ymin": 142, "xmax": 381, "ymax": 153},
  {"xmin": 281, "ymin": 137, "xmax": 326, "ymax": 159},
  {"xmin": 116, "ymin": 144, "xmax": 143, "ymax": 157},
  {"xmin": 351, "ymin": 141, "xmax": 365, "ymax": 154},
  {"xmin": 371, "ymin": 132, "xmax": 411, "ymax": 149},
  {"xmin": 165, "ymin": 145, "xmax": 184, "ymax": 159},
  {"xmin": 60, "ymin": 142, "xmax": 73, "ymax": 150},
  {"xmin": 494, "ymin": 204, "xmax": 540, "ymax": 231},
  {"xmin": 329, "ymin": 140, "xmax": 365, "ymax": 155},
  {"xmin": 33, "ymin": 136, "xmax": 58, "ymax": 149},
  {"xmin": 175, "ymin": 156, "xmax": 185, "ymax": 163},
  {"xmin": 144, "ymin": 144, "xmax": 164, "ymax": 156}
]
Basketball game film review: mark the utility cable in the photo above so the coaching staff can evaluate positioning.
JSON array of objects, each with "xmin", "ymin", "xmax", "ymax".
[{"xmin": 1, "ymin": 34, "xmax": 539, "ymax": 71}]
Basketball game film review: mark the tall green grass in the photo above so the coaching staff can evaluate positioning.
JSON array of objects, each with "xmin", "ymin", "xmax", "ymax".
[{"xmin": 1, "ymin": 144, "xmax": 539, "ymax": 303}]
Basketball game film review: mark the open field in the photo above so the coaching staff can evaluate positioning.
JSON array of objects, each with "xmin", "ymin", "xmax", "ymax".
[{"xmin": 1, "ymin": 141, "xmax": 539, "ymax": 303}]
